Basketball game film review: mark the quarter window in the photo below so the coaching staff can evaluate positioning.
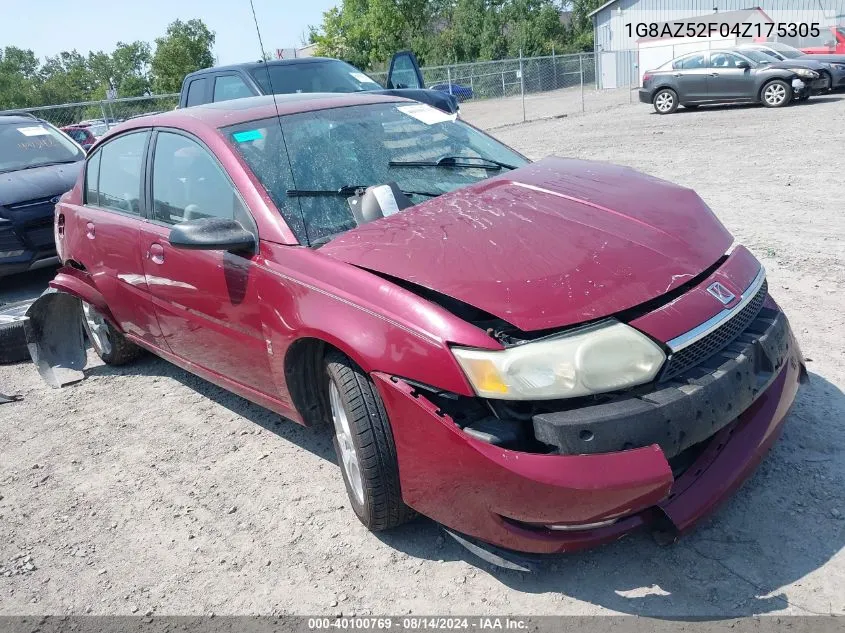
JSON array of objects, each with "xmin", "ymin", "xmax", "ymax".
[
  {"xmin": 84, "ymin": 149, "xmax": 102, "ymax": 206},
  {"xmin": 90, "ymin": 131, "xmax": 149, "ymax": 215},
  {"xmin": 151, "ymin": 132, "xmax": 248, "ymax": 226}
]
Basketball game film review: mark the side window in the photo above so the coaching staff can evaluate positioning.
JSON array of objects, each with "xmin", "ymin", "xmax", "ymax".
[
  {"xmin": 185, "ymin": 78, "xmax": 208, "ymax": 107},
  {"xmin": 674, "ymin": 54, "xmax": 706, "ymax": 70},
  {"xmin": 151, "ymin": 132, "xmax": 248, "ymax": 226},
  {"xmin": 388, "ymin": 53, "xmax": 422, "ymax": 89},
  {"xmin": 710, "ymin": 53, "xmax": 744, "ymax": 68},
  {"xmin": 94, "ymin": 131, "xmax": 149, "ymax": 215},
  {"xmin": 84, "ymin": 149, "xmax": 102, "ymax": 206},
  {"xmin": 213, "ymin": 75, "xmax": 254, "ymax": 102}
]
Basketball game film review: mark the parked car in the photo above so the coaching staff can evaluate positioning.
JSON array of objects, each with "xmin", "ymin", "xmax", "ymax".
[
  {"xmin": 61, "ymin": 125, "xmax": 97, "ymax": 151},
  {"xmin": 430, "ymin": 82, "xmax": 474, "ymax": 101},
  {"xmin": 737, "ymin": 42, "xmax": 845, "ymax": 90},
  {"xmin": 28, "ymin": 90, "xmax": 804, "ymax": 555},
  {"xmin": 726, "ymin": 46, "xmax": 833, "ymax": 97},
  {"xmin": 640, "ymin": 49, "xmax": 821, "ymax": 114},
  {"xmin": 178, "ymin": 52, "xmax": 459, "ymax": 115},
  {"xmin": 0, "ymin": 114, "xmax": 84, "ymax": 276},
  {"xmin": 794, "ymin": 25, "xmax": 845, "ymax": 54}
]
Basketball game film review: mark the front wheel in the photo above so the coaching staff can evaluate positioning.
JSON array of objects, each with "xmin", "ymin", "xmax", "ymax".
[
  {"xmin": 761, "ymin": 80, "xmax": 792, "ymax": 108},
  {"xmin": 325, "ymin": 351, "xmax": 415, "ymax": 531},
  {"xmin": 81, "ymin": 301, "xmax": 142, "ymax": 365},
  {"xmin": 653, "ymin": 88, "xmax": 679, "ymax": 114}
]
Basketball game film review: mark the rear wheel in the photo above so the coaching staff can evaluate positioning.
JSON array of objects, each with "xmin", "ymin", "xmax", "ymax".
[
  {"xmin": 81, "ymin": 301, "xmax": 142, "ymax": 365},
  {"xmin": 761, "ymin": 80, "xmax": 792, "ymax": 108},
  {"xmin": 324, "ymin": 351, "xmax": 415, "ymax": 531},
  {"xmin": 653, "ymin": 88, "xmax": 678, "ymax": 114}
]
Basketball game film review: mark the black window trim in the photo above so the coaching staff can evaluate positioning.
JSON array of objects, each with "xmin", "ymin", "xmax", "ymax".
[
  {"xmin": 82, "ymin": 129, "xmax": 152, "ymax": 219},
  {"xmin": 144, "ymin": 126, "xmax": 259, "ymax": 239},
  {"xmin": 185, "ymin": 77, "xmax": 210, "ymax": 107}
]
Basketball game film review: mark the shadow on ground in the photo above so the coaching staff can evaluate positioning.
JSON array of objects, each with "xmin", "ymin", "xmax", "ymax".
[{"xmin": 85, "ymin": 355, "xmax": 845, "ymax": 617}]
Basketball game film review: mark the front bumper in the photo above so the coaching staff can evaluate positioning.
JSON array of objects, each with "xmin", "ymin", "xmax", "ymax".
[
  {"xmin": 374, "ymin": 306, "xmax": 802, "ymax": 554},
  {"xmin": 0, "ymin": 217, "xmax": 58, "ymax": 277}
]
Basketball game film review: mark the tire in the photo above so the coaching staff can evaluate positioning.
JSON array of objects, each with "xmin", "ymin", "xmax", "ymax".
[
  {"xmin": 0, "ymin": 301, "xmax": 33, "ymax": 364},
  {"xmin": 324, "ymin": 350, "xmax": 415, "ymax": 531},
  {"xmin": 653, "ymin": 88, "xmax": 679, "ymax": 114},
  {"xmin": 80, "ymin": 301, "xmax": 142, "ymax": 366},
  {"xmin": 820, "ymin": 71, "xmax": 832, "ymax": 92},
  {"xmin": 761, "ymin": 80, "xmax": 792, "ymax": 108}
]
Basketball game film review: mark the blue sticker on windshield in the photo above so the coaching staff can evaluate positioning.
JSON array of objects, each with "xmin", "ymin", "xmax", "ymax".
[{"xmin": 233, "ymin": 129, "xmax": 263, "ymax": 142}]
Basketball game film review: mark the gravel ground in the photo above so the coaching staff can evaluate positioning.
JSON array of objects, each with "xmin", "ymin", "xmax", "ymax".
[{"xmin": 1, "ymin": 93, "xmax": 844, "ymax": 617}]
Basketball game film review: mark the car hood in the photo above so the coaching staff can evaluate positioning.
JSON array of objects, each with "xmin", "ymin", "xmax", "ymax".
[
  {"xmin": 370, "ymin": 88, "xmax": 459, "ymax": 114},
  {"xmin": 319, "ymin": 157, "xmax": 733, "ymax": 332},
  {"xmin": 0, "ymin": 161, "xmax": 82, "ymax": 208},
  {"xmin": 768, "ymin": 59, "xmax": 828, "ymax": 70}
]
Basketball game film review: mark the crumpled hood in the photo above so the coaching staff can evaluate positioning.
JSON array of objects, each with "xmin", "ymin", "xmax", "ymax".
[
  {"xmin": 319, "ymin": 157, "xmax": 733, "ymax": 332},
  {"xmin": 0, "ymin": 162, "xmax": 82, "ymax": 209}
]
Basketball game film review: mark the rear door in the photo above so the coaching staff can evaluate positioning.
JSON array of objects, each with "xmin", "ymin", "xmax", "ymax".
[
  {"xmin": 137, "ymin": 129, "xmax": 276, "ymax": 395},
  {"xmin": 74, "ymin": 130, "xmax": 164, "ymax": 346},
  {"xmin": 707, "ymin": 52, "xmax": 755, "ymax": 100},
  {"xmin": 671, "ymin": 52, "xmax": 710, "ymax": 101}
]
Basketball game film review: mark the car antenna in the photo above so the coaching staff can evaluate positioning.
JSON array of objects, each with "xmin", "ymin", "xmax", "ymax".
[{"xmin": 247, "ymin": 0, "xmax": 312, "ymax": 245}]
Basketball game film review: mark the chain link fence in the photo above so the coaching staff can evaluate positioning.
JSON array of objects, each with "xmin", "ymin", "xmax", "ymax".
[
  {"xmin": 1, "ymin": 51, "xmax": 647, "ymax": 136},
  {"xmin": 371, "ymin": 51, "xmax": 644, "ymax": 128},
  {"xmin": 0, "ymin": 94, "xmax": 179, "ymax": 138}
]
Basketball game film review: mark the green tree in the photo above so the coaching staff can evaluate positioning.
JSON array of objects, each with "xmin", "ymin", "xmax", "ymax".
[
  {"xmin": 150, "ymin": 19, "xmax": 215, "ymax": 93},
  {"xmin": 0, "ymin": 47, "xmax": 41, "ymax": 109}
]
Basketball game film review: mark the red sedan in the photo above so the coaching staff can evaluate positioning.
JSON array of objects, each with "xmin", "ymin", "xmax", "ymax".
[
  {"xmin": 32, "ymin": 93, "xmax": 804, "ymax": 554},
  {"xmin": 60, "ymin": 125, "xmax": 97, "ymax": 151}
]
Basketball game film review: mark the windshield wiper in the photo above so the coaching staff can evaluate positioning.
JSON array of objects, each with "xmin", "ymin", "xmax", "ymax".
[
  {"xmin": 286, "ymin": 185, "xmax": 441, "ymax": 198},
  {"xmin": 389, "ymin": 155, "xmax": 518, "ymax": 171},
  {"xmin": 0, "ymin": 160, "xmax": 79, "ymax": 174}
]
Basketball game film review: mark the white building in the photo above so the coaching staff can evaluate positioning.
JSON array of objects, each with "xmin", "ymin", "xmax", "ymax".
[{"xmin": 590, "ymin": 0, "xmax": 845, "ymax": 88}]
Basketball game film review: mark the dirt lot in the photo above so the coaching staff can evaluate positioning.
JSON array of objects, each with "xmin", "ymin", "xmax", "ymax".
[{"xmin": 1, "ymin": 93, "xmax": 844, "ymax": 617}]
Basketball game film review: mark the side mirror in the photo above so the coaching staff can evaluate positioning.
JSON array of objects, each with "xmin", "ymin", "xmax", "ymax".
[
  {"xmin": 736, "ymin": 60, "xmax": 751, "ymax": 69},
  {"xmin": 169, "ymin": 217, "xmax": 256, "ymax": 253}
]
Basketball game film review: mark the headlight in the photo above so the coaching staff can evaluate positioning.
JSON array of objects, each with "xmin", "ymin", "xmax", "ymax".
[
  {"xmin": 832, "ymin": 63, "xmax": 845, "ymax": 70},
  {"xmin": 789, "ymin": 68, "xmax": 818, "ymax": 79},
  {"xmin": 451, "ymin": 320, "xmax": 666, "ymax": 400}
]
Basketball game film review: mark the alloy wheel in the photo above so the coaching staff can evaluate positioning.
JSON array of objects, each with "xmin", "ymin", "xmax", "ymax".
[
  {"xmin": 329, "ymin": 379, "xmax": 365, "ymax": 506},
  {"xmin": 764, "ymin": 83, "xmax": 787, "ymax": 106},
  {"xmin": 655, "ymin": 92, "xmax": 674, "ymax": 112},
  {"xmin": 81, "ymin": 302, "xmax": 113, "ymax": 356}
]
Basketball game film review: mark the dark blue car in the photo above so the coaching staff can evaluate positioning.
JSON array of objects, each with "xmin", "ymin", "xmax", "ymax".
[
  {"xmin": 430, "ymin": 82, "xmax": 474, "ymax": 101},
  {"xmin": 0, "ymin": 114, "xmax": 84, "ymax": 276}
]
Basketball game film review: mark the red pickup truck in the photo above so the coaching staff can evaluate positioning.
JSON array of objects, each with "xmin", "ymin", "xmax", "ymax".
[{"xmin": 799, "ymin": 26, "xmax": 845, "ymax": 54}]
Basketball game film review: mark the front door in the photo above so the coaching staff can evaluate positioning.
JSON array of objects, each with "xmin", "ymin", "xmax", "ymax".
[
  {"xmin": 707, "ymin": 52, "xmax": 755, "ymax": 100},
  {"xmin": 138, "ymin": 130, "xmax": 277, "ymax": 396}
]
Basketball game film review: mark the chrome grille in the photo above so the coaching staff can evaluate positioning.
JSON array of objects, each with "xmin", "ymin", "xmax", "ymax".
[{"xmin": 660, "ymin": 278, "xmax": 768, "ymax": 381}]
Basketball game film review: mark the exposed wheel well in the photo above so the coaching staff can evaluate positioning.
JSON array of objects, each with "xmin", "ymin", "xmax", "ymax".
[{"xmin": 284, "ymin": 337, "xmax": 348, "ymax": 427}]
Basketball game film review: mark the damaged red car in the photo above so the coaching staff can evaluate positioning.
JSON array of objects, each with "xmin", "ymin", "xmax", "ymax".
[{"xmin": 30, "ymin": 92, "xmax": 805, "ymax": 555}]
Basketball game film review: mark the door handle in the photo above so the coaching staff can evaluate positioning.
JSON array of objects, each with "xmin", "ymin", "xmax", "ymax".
[
  {"xmin": 673, "ymin": 73, "xmax": 682, "ymax": 77},
  {"xmin": 709, "ymin": 72, "xmax": 719, "ymax": 77},
  {"xmin": 86, "ymin": 222, "xmax": 95, "ymax": 239},
  {"xmin": 148, "ymin": 243, "xmax": 165, "ymax": 265}
]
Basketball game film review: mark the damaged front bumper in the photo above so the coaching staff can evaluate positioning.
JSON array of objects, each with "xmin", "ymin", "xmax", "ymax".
[{"xmin": 373, "ymin": 306, "xmax": 803, "ymax": 554}]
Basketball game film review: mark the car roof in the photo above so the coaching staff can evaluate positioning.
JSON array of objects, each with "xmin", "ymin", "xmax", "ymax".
[
  {"xmin": 108, "ymin": 93, "xmax": 409, "ymax": 134},
  {"xmin": 0, "ymin": 113, "xmax": 41, "ymax": 125},
  {"xmin": 185, "ymin": 57, "xmax": 347, "ymax": 79}
]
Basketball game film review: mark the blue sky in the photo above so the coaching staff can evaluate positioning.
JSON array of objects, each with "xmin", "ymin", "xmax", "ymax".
[{"xmin": 0, "ymin": 0, "xmax": 338, "ymax": 65}]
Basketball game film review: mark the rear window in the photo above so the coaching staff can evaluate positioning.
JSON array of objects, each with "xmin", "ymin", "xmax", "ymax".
[
  {"xmin": 250, "ymin": 60, "xmax": 383, "ymax": 95},
  {"xmin": 0, "ymin": 121, "xmax": 85, "ymax": 174}
]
